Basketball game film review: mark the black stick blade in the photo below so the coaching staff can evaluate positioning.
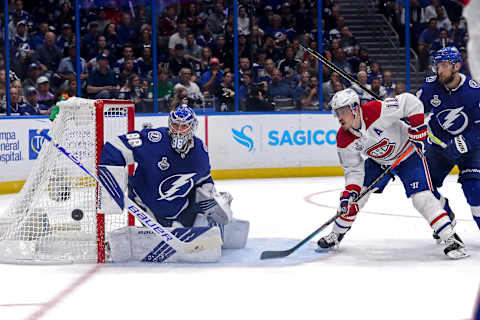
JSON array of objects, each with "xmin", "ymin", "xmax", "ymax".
[{"xmin": 260, "ymin": 249, "xmax": 294, "ymax": 260}]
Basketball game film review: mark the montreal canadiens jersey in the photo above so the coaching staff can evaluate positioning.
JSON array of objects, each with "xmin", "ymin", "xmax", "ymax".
[
  {"xmin": 100, "ymin": 127, "xmax": 213, "ymax": 220},
  {"xmin": 417, "ymin": 74, "xmax": 480, "ymax": 148},
  {"xmin": 336, "ymin": 92, "xmax": 424, "ymax": 188}
]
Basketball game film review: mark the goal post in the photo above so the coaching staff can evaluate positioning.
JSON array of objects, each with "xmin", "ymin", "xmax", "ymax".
[{"xmin": 0, "ymin": 97, "xmax": 135, "ymax": 264}]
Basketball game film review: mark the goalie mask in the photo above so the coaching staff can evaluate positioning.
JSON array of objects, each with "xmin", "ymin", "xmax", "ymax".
[
  {"xmin": 330, "ymin": 89, "xmax": 360, "ymax": 118},
  {"xmin": 168, "ymin": 105, "xmax": 198, "ymax": 157}
]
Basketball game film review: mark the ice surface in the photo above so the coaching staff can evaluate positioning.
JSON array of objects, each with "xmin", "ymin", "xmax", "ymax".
[{"xmin": 0, "ymin": 176, "xmax": 478, "ymax": 320}]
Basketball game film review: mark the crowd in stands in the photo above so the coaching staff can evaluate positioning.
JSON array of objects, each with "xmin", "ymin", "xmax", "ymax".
[
  {"xmin": 0, "ymin": 0, "xmax": 468, "ymax": 115},
  {"xmin": 379, "ymin": 0, "xmax": 469, "ymax": 72}
]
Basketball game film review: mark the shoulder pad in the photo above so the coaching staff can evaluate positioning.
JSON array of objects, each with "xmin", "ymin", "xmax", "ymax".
[
  {"xmin": 426, "ymin": 75, "xmax": 437, "ymax": 83},
  {"xmin": 468, "ymin": 79, "xmax": 480, "ymax": 89}
]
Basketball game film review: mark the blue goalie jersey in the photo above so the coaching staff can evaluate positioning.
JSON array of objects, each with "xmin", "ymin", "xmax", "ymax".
[
  {"xmin": 417, "ymin": 74, "xmax": 480, "ymax": 148},
  {"xmin": 100, "ymin": 127, "xmax": 213, "ymax": 221}
]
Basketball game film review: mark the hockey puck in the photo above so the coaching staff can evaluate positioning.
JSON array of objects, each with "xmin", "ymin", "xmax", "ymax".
[{"xmin": 71, "ymin": 209, "xmax": 84, "ymax": 221}]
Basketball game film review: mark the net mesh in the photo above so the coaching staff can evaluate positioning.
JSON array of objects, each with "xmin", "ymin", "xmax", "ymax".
[{"xmin": 0, "ymin": 98, "xmax": 134, "ymax": 264}]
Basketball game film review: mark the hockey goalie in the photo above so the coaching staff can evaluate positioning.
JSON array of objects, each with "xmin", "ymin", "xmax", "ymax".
[{"xmin": 99, "ymin": 105, "xmax": 249, "ymax": 263}]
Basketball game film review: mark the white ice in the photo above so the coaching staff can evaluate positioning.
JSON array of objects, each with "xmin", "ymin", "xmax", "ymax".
[{"xmin": 0, "ymin": 175, "xmax": 478, "ymax": 320}]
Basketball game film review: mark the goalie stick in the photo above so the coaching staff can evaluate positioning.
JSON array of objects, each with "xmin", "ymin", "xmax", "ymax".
[
  {"xmin": 260, "ymin": 144, "xmax": 415, "ymax": 260},
  {"xmin": 299, "ymin": 44, "xmax": 447, "ymax": 148},
  {"xmin": 39, "ymin": 130, "xmax": 220, "ymax": 257}
]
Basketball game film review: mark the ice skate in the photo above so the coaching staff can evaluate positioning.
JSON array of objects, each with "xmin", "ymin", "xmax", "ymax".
[
  {"xmin": 317, "ymin": 232, "xmax": 345, "ymax": 250},
  {"xmin": 444, "ymin": 233, "xmax": 469, "ymax": 259}
]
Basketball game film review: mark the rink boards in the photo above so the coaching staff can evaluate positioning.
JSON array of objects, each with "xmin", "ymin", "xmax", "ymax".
[{"xmin": 0, "ymin": 112, "xmax": 344, "ymax": 193}]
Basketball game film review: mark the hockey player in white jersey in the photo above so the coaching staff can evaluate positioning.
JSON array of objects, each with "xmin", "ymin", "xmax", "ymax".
[
  {"xmin": 317, "ymin": 89, "xmax": 467, "ymax": 259},
  {"xmin": 99, "ymin": 105, "xmax": 249, "ymax": 263}
]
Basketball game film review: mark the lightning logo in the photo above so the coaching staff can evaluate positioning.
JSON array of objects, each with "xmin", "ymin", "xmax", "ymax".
[
  {"xmin": 437, "ymin": 107, "xmax": 469, "ymax": 135},
  {"xmin": 157, "ymin": 173, "xmax": 197, "ymax": 201}
]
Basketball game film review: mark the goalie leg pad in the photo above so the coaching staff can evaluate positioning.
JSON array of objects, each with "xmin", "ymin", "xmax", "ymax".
[
  {"xmin": 107, "ymin": 226, "xmax": 222, "ymax": 263},
  {"xmin": 411, "ymin": 190, "xmax": 454, "ymax": 240},
  {"xmin": 222, "ymin": 219, "xmax": 249, "ymax": 249}
]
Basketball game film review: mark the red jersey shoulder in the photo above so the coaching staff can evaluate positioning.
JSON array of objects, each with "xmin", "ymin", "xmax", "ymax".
[
  {"xmin": 360, "ymin": 100, "xmax": 382, "ymax": 129},
  {"xmin": 336, "ymin": 127, "xmax": 358, "ymax": 148}
]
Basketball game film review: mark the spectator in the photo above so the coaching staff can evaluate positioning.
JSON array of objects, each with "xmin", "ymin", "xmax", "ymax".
[
  {"xmin": 87, "ymin": 54, "xmax": 119, "ymax": 99},
  {"xmin": 435, "ymin": 5, "xmax": 452, "ymax": 32},
  {"xmin": 212, "ymin": 34, "xmax": 233, "ymax": 72},
  {"xmin": 265, "ymin": 14, "xmax": 288, "ymax": 44},
  {"xmin": 206, "ymin": 1, "xmax": 227, "ymax": 35},
  {"xmin": 135, "ymin": 24, "xmax": 153, "ymax": 56},
  {"xmin": 117, "ymin": 58, "xmax": 137, "ymax": 87},
  {"xmin": 258, "ymin": 58, "xmax": 275, "ymax": 84},
  {"xmin": 246, "ymin": 80, "xmax": 274, "ymax": 111},
  {"xmin": 168, "ymin": 20, "xmax": 188, "ymax": 56},
  {"xmin": 22, "ymin": 63, "xmax": 41, "ymax": 90},
  {"xmin": 294, "ymin": 71, "xmax": 310, "ymax": 105},
  {"xmin": 214, "ymin": 72, "xmax": 235, "ymax": 112},
  {"xmin": 55, "ymin": 1, "xmax": 74, "ymax": 32},
  {"xmin": 118, "ymin": 74, "xmax": 147, "ymax": 112},
  {"xmin": 262, "ymin": 34, "xmax": 283, "ymax": 62},
  {"xmin": 56, "ymin": 24, "xmax": 74, "ymax": 53},
  {"xmin": 392, "ymin": 81, "xmax": 406, "ymax": 97},
  {"xmin": 196, "ymin": 26, "xmax": 215, "ymax": 48},
  {"xmin": 104, "ymin": 23, "xmax": 120, "ymax": 56},
  {"xmin": 87, "ymin": 35, "xmax": 109, "ymax": 62},
  {"xmin": 382, "ymin": 70, "xmax": 396, "ymax": 97},
  {"xmin": 199, "ymin": 46, "xmax": 213, "ymax": 76},
  {"xmin": 239, "ymin": 57, "xmax": 251, "ymax": 81},
  {"xmin": 459, "ymin": 47, "xmax": 470, "ymax": 76},
  {"xmin": 2, "ymin": 87, "xmax": 22, "ymax": 114},
  {"xmin": 117, "ymin": 12, "xmax": 135, "ymax": 45},
  {"xmin": 36, "ymin": 76, "xmax": 55, "ymax": 107},
  {"xmin": 351, "ymin": 71, "xmax": 372, "ymax": 103},
  {"xmin": 35, "ymin": 31, "xmax": 62, "ymax": 77},
  {"xmin": 82, "ymin": 22, "xmax": 99, "ymax": 57},
  {"xmin": 418, "ymin": 18, "xmax": 439, "ymax": 70},
  {"xmin": 181, "ymin": 3, "xmax": 203, "ymax": 31},
  {"xmin": 56, "ymin": 45, "xmax": 88, "ymax": 89},
  {"xmin": 238, "ymin": 6, "xmax": 250, "ymax": 36},
  {"xmin": 61, "ymin": 78, "xmax": 77, "ymax": 98},
  {"xmin": 322, "ymin": 72, "xmax": 341, "ymax": 106},
  {"xmin": 267, "ymin": 69, "xmax": 294, "ymax": 99},
  {"xmin": 425, "ymin": 0, "xmax": 444, "ymax": 22},
  {"xmin": 20, "ymin": 86, "xmax": 49, "ymax": 115},
  {"xmin": 332, "ymin": 48, "xmax": 353, "ymax": 75},
  {"xmin": 299, "ymin": 76, "xmax": 320, "ymax": 109},
  {"xmin": 32, "ymin": 22, "xmax": 49, "ymax": 49},
  {"xmin": 237, "ymin": 34, "xmax": 252, "ymax": 59},
  {"xmin": 339, "ymin": 26, "xmax": 358, "ymax": 57},
  {"xmin": 367, "ymin": 62, "xmax": 382, "ymax": 83},
  {"xmin": 94, "ymin": 7, "xmax": 111, "ymax": 34},
  {"xmin": 160, "ymin": 5, "xmax": 178, "ymax": 37},
  {"xmin": 136, "ymin": 45, "xmax": 153, "ymax": 79},
  {"xmin": 239, "ymin": 72, "xmax": 253, "ymax": 100},
  {"xmin": 0, "ymin": 70, "xmax": 6, "ymax": 103},
  {"xmin": 430, "ymin": 28, "xmax": 454, "ymax": 54},
  {"xmin": 184, "ymin": 32, "xmax": 202, "ymax": 63},
  {"xmin": 252, "ymin": 49, "xmax": 268, "ymax": 82},
  {"xmin": 169, "ymin": 86, "xmax": 188, "ymax": 111},
  {"xmin": 370, "ymin": 77, "xmax": 387, "ymax": 100},
  {"xmin": 173, "ymin": 68, "xmax": 204, "ymax": 108},
  {"xmin": 277, "ymin": 46, "xmax": 301, "ymax": 84},
  {"xmin": 168, "ymin": 44, "xmax": 193, "ymax": 79},
  {"xmin": 201, "ymin": 57, "xmax": 224, "ymax": 94},
  {"xmin": 153, "ymin": 68, "xmax": 174, "ymax": 100},
  {"xmin": 114, "ymin": 44, "xmax": 137, "ymax": 75}
]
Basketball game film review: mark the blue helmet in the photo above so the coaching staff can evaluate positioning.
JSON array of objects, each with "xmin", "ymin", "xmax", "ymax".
[
  {"xmin": 433, "ymin": 46, "xmax": 463, "ymax": 65},
  {"xmin": 168, "ymin": 105, "xmax": 198, "ymax": 157}
]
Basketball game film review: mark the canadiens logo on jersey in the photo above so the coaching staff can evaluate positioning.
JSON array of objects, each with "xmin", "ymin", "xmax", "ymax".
[
  {"xmin": 365, "ymin": 138, "xmax": 396, "ymax": 159},
  {"xmin": 430, "ymin": 95, "xmax": 441, "ymax": 107},
  {"xmin": 157, "ymin": 173, "xmax": 196, "ymax": 201},
  {"xmin": 437, "ymin": 107, "xmax": 469, "ymax": 135}
]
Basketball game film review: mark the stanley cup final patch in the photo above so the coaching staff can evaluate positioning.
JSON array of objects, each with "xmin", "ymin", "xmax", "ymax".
[{"xmin": 430, "ymin": 95, "xmax": 441, "ymax": 108}]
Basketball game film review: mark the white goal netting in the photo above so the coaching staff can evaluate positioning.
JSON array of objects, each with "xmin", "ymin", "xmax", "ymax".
[{"xmin": 0, "ymin": 98, "xmax": 134, "ymax": 264}]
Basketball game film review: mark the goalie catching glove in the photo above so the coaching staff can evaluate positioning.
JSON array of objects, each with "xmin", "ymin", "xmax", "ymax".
[{"xmin": 339, "ymin": 185, "xmax": 360, "ymax": 217}]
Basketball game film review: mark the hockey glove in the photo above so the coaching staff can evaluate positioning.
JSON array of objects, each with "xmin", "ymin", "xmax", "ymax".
[
  {"xmin": 339, "ymin": 189, "xmax": 359, "ymax": 217},
  {"xmin": 408, "ymin": 124, "xmax": 428, "ymax": 153},
  {"xmin": 444, "ymin": 134, "xmax": 470, "ymax": 161}
]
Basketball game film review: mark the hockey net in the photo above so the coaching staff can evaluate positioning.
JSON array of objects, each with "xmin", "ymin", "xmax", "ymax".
[{"xmin": 0, "ymin": 98, "xmax": 135, "ymax": 264}]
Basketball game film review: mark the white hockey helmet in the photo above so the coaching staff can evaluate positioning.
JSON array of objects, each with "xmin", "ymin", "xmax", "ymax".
[{"xmin": 330, "ymin": 88, "xmax": 360, "ymax": 117}]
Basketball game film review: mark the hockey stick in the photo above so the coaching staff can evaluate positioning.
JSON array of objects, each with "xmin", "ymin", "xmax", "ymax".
[
  {"xmin": 260, "ymin": 144, "xmax": 415, "ymax": 260},
  {"xmin": 39, "ymin": 131, "xmax": 220, "ymax": 256},
  {"xmin": 299, "ymin": 44, "xmax": 447, "ymax": 148}
]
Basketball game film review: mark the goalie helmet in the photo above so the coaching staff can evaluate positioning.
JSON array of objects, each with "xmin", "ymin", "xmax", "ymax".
[
  {"xmin": 433, "ymin": 46, "xmax": 462, "ymax": 65},
  {"xmin": 168, "ymin": 105, "xmax": 198, "ymax": 157},
  {"xmin": 330, "ymin": 88, "xmax": 360, "ymax": 117}
]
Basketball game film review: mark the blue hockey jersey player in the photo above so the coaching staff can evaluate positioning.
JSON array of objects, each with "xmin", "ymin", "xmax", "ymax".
[
  {"xmin": 417, "ymin": 46, "xmax": 480, "ymax": 230},
  {"xmin": 99, "ymin": 105, "xmax": 249, "ymax": 263}
]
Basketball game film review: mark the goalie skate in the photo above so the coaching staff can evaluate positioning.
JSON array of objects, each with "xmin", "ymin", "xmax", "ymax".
[
  {"xmin": 444, "ymin": 233, "xmax": 469, "ymax": 259},
  {"xmin": 317, "ymin": 232, "xmax": 345, "ymax": 250}
]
